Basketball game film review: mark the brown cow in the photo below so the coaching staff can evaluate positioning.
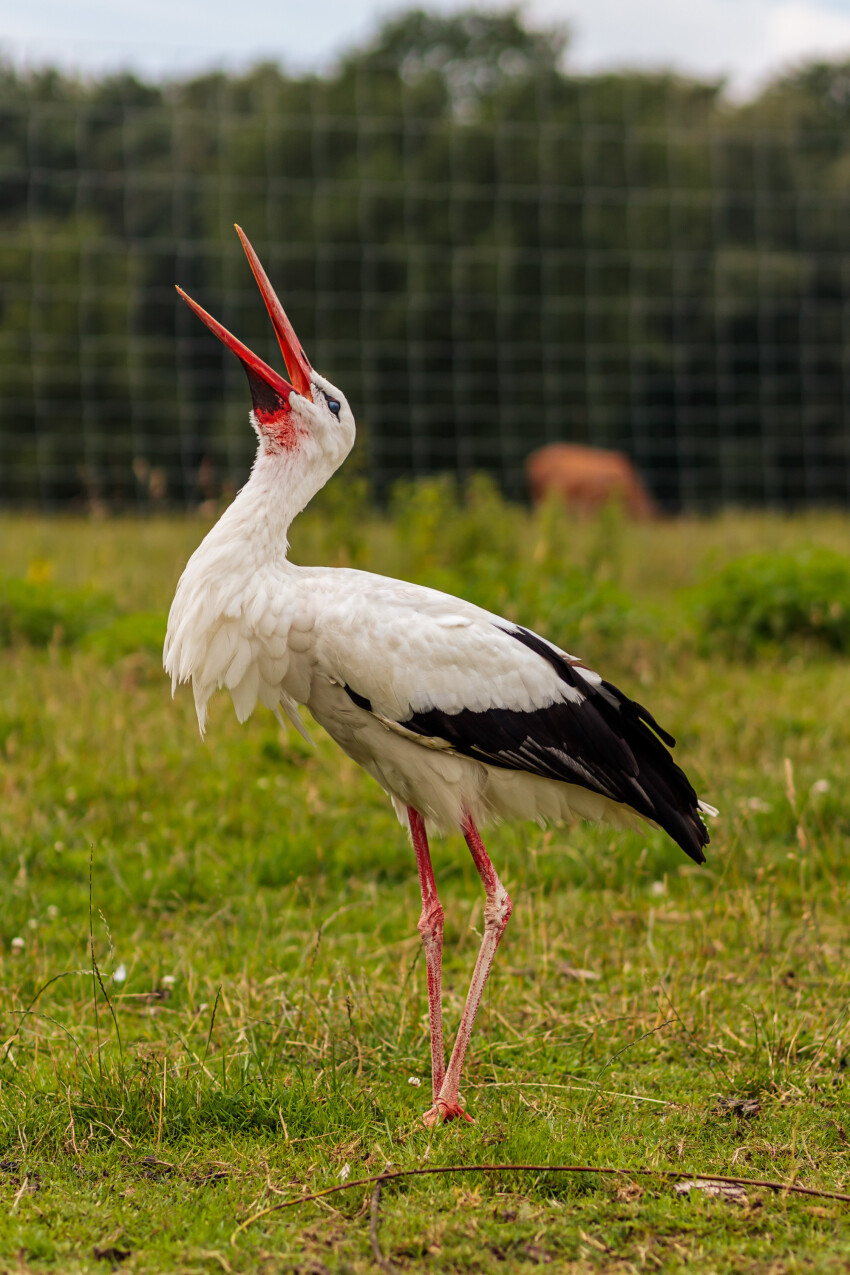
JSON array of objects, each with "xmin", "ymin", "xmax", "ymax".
[{"xmin": 525, "ymin": 444, "xmax": 658, "ymax": 519}]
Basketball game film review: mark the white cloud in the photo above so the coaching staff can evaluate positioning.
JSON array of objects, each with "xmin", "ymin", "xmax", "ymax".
[
  {"xmin": 764, "ymin": 1, "xmax": 850, "ymax": 69},
  {"xmin": 3, "ymin": 0, "xmax": 850, "ymax": 94},
  {"xmin": 554, "ymin": 0, "xmax": 850, "ymax": 95}
]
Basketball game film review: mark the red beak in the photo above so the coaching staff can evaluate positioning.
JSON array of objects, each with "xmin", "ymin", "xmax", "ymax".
[{"xmin": 176, "ymin": 226, "xmax": 313, "ymax": 422}]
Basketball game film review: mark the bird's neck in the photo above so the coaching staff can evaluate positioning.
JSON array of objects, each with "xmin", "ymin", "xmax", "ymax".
[
  {"xmin": 218, "ymin": 443, "xmax": 324, "ymax": 566},
  {"xmin": 165, "ymin": 441, "xmax": 334, "ymax": 730}
]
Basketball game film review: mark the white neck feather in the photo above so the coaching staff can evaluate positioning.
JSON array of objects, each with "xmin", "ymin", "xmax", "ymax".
[
  {"xmin": 193, "ymin": 428, "xmax": 339, "ymax": 562},
  {"xmin": 218, "ymin": 447, "xmax": 299, "ymax": 563},
  {"xmin": 164, "ymin": 439, "xmax": 329, "ymax": 727}
]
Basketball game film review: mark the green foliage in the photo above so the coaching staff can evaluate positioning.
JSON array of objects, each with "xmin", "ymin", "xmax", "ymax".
[
  {"xmin": 0, "ymin": 576, "xmax": 115, "ymax": 647},
  {"xmin": 696, "ymin": 546, "xmax": 850, "ymax": 654},
  {"xmin": 81, "ymin": 611, "xmax": 166, "ymax": 661},
  {"xmin": 347, "ymin": 7, "xmax": 568, "ymax": 110},
  {"xmin": 0, "ymin": 574, "xmax": 164, "ymax": 659},
  {"xmin": 0, "ymin": 216, "xmax": 135, "ymax": 502}
]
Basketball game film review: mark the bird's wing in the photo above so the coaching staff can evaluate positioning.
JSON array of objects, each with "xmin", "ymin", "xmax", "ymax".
[
  {"xmin": 312, "ymin": 571, "xmax": 710, "ymax": 864},
  {"xmin": 165, "ymin": 552, "xmax": 314, "ymax": 737}
]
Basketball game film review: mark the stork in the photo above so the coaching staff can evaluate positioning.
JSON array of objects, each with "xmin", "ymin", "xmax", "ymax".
[{"xmin": 165, "ymin": 227, "xmax": 714, "ymax": 1126}]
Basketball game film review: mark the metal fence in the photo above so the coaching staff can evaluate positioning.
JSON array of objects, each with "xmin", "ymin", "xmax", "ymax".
[{"xmin": 2, "ymin": 56, "xmax": 850, "ymax": 510}]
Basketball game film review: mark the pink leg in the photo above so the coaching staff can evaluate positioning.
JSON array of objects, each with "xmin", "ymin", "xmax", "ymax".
[
  {"xmin": 408, "ymin": 807, "xmax": 446, "ymax": 1102},
  {"xmin": 424, "ymin": 813, "xmax": 513, "ymax": 1126}
]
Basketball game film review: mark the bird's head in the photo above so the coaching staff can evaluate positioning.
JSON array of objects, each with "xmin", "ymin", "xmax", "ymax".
[{"xmin": 177, "ymin": 226, "xmax": 355, "ymax": 483}]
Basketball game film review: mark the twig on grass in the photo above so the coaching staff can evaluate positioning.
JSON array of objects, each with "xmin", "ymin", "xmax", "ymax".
[{"xmin": 230, "ymin": 1163, "xmax": 850, "ymax": 1246}]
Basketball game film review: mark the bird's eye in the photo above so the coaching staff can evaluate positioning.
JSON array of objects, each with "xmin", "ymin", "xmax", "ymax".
[{"xmin": 326, "ymin": 397, "xmax": 341, "ymax": 416}]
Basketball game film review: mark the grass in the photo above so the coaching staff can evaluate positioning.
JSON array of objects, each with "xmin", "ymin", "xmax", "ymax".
[{"xmin": 1, "ymin": 490, "xmax": 850, "ymax": 1272}]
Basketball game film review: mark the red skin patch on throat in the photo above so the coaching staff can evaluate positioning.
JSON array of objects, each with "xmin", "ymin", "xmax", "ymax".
[
  {"xmin": 255, "ymin": 406, "xmax": 299, "ymax": 450},
  {"xmin": 243, "ymin": 362, "xmax": 303, "ymax": 451}
]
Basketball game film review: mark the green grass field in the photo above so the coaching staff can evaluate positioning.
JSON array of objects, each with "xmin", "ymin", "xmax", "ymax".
[{"xmin": 2, "ymin": 491, "xmax": 850, "ymax": 1273}]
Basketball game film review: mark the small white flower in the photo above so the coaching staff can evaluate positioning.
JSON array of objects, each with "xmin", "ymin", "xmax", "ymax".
[
  {"xmin": 27, "ymin": 918, "xmax": 38, "ymax": 930},
  {"xmin": 46, "ymin": 905, "xmax": 59, "ymax": 919},
  {"xmin": 649, "ymin": 880, "xmax": 666, "ymax": 897},
  {"xmin": 407, "ymin": 1075, "xmax": 422, "ymax": 1087},
  {"xmin": 10, "ymin": 937, "xmax": 24, "ymax": 952},
  {"xmin": 113, "ymin": 963, "xmax": 127, "ymax": 983},
  {"xmin": 161, "ymin": 974, "xmax": 175, "ymax": 987},
  {"xmin": 338, "ymin": 1163, "xmax": 351, "ymax": 1181},
  {"xmin": 746, "ymin": 797, "xmax": 771, "ymax": 813},
  {"xmin": 812, "ymin": 779, "xmax": 830, "ymax": 794}
]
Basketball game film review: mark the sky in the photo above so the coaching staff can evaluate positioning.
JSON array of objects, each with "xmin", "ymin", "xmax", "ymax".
[{"xmin": 3, "ymin": 0, "xmax": 850, "ymax": 96}]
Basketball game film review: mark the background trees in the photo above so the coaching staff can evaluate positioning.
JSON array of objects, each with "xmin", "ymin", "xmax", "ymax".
[{"xmin": 2, "ymin": 9, "xmax": 849, "ymax": 509}]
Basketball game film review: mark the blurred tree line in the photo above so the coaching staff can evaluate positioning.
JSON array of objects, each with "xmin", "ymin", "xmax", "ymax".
[{"xmin": 1, "ymin": 8, "xmax": 850, "ymax": 509}]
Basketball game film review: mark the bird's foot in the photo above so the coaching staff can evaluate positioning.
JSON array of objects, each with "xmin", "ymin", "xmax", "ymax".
[{"xmin": 422, "ymin": 1098, "xmax": 475, "ymax": 1127}]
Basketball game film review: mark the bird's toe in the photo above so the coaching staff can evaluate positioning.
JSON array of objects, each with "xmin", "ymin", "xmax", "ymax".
[{"xmin": 422, "ymin": 1099, "xmax": 474, "ymax": 1127}]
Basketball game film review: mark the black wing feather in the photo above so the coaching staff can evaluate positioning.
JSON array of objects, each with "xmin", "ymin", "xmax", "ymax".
[{"xmin": 344, "ymin": 623, "xmax": 709, "ymax": 864}]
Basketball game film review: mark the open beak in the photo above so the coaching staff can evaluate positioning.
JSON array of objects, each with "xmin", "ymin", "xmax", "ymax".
[
  {"xmin": 176, "ymin": 226, "xmax": 313, "ymax": 418},
  {"xmin": 234, "ymin": 226, "xmax": 312, "ymax": 399}
]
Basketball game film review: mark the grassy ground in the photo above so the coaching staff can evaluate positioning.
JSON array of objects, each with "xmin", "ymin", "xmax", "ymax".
[{"xmin": 1, "ymin": 493, "xmax": 850, "ymax": 1272}]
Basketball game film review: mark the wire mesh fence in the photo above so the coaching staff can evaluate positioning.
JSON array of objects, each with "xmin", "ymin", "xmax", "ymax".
[{"xmin": 2, "ymin": 32, "xmax": 850, "ymax": 511}]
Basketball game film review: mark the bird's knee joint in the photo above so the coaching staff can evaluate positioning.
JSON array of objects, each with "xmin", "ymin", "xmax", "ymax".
[
  {"xmin": 484, "ymin": 886, "xmax": 513, "ymax": 933},
  {"xmin": 418, "ymin": 899, "xmax": 444, "ymax": 945}
]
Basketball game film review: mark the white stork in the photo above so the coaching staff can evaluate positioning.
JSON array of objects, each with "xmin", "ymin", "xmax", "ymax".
[{"xmin": 165, "ymin": 226, "xmax": 714, "ymax": 1125}]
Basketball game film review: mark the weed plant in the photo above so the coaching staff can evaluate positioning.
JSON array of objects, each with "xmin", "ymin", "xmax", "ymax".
[
  {"xmin": 697, "ymin": 546, "xmax": 850, "ymax": 656},
  {"xmin": 0, "ymin": 575, "xmax": 114, "ymax": 648}
]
